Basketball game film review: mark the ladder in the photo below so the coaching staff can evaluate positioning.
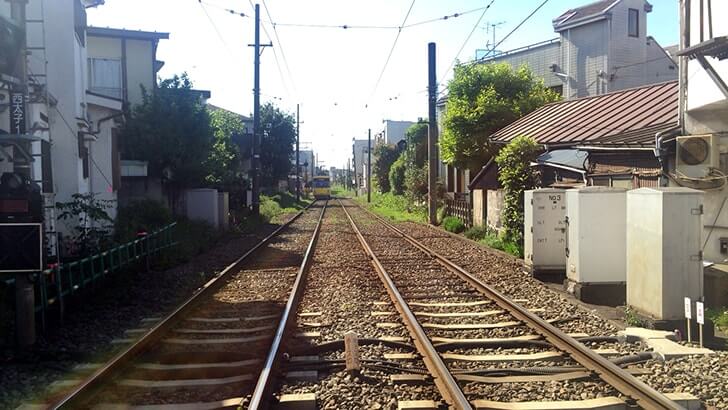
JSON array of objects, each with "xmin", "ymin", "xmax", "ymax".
[{"xmin": 25, "ymin": 0, "xmax": 59, "ymax": 260}]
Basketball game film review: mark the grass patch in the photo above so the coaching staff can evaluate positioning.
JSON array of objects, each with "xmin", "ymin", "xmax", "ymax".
[
  {"xmin": 463, "ymin": 225, "xmax": 523, "ymax": 258},
  {"xmin": 331, "ymin": 184, "xmax": 354, "ymax": 198},
  {"xmin": 442, "ymin": 216, "xmax": 465, "ymax": 233},
  {"xmin": 707, "ymin": 307, "xmax": 728, "ymax": 332},
  {"xmin": 356, "ymin": 191, "xmax": 426, "ymax": 223},
  {"xmin": 260, "ymin": 192, "xmax": 311, "ymax": 223}
]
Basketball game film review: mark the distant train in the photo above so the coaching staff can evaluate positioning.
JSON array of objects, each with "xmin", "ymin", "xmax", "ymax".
[{"xmin": 312, "ymin": 175, "xmax": 331, "ymax": 199}]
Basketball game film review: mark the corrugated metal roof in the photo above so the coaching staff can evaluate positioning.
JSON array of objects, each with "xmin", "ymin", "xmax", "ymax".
[{"xmin": 491, "ymin": 81, "xmax": 678, "ymax": 147}]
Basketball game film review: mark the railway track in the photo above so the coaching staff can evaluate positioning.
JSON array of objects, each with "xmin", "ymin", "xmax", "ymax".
[
  {"xmin": 27, "ymin": 197, "xmax": 689, "ymax": 409},
  {"xmin": 40, "ymin": 200, "xmax": 327, "ymax": 409},
  {"xmin": 334, "ymin": 198, "xmax": 683, "ymax": 410}
]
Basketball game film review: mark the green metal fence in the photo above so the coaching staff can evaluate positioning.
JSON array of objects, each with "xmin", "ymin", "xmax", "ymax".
[{"xmin": 4, "ymin": 222, "xmax": 177, "ymax": 330}]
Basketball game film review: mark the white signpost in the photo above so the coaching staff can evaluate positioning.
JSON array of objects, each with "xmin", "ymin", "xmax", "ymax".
[
  {"xmin": 684, "ymin": 297, "xmax": 692, "ymax": 343},
  {"xmin": 696, "ymin": 301, "xmax": 705, "ymax": 347}
]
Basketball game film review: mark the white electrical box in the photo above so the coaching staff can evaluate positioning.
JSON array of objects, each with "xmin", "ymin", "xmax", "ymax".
[
  {"xmin": 626, "ymin": 188, "xmax": 704, "ymax": 320},
  {"xmin": 185, "ymin": 189, "xmax": 220, "ymax": 228},
  {"xmin": 524, "ymin": 189, "xmax": 567, "ymax": 273},
  {"xmin": 566, "ymin": 187, "xmax": 627, "ymax": 284}
]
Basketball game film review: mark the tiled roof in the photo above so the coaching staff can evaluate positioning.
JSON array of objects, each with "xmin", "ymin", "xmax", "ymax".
[{"xmin": 490, "ymin": 81, "xmax": 678, "ymax": 147}]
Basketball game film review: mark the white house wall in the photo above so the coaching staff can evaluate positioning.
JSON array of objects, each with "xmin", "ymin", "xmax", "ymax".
[
  {"xmin": 608, "ymin": 0, "xmax": 650, "ymax": 91},
  {"xmin": 563, "ymin": 21, "xmax": 609, "ymax": 97},
  {"xmin": 684, "ymin": 0, "xmax": 728, "ymax": 132}
]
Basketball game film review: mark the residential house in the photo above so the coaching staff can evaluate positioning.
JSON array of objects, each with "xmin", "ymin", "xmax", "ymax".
[
  {"xmin": 1, "ymin": 0, "xmax": 109, "ymax": 258},
  {"xmin": 469, "ymin": 80, "xmax": 678, "ymax": 229},
  {"xmin": 439, "ymin": 0, "xmax": 677, "ymax": 197},
  {"xmin": 380, "ymin": 119, "xmax": 415, "ymax": 145},
  {"xmin": 352, "ymin": 139, "xmax": 369, "ymax": 192}
]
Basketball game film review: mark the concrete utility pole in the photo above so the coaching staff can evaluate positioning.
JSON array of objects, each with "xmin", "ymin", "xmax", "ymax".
[
  {"xmin": 7, "ymin": 0, "xmax": 36, "ymax": 348},
  {"xmin": 427, "ymin": 42, "xmax": 439, "ymax": 225},
  {"xmin": 296, "ymin": 103, "xmax": 300, "ymax": 201},
  {"xmin": 249, "ymin": 4, "xmax": 271, "ymax": 215},
  {"xmin": 352, "ymin": 139, "xmax": 358, "ymax": 196},
  {"xmin": 367, "ymin": 129, "xmax": 371, "ymax": 203}
]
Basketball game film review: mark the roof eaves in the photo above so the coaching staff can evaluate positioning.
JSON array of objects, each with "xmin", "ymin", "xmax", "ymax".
[{"xmin": 87, "ymin": 26, "xmax": 170, "ymax": 41}]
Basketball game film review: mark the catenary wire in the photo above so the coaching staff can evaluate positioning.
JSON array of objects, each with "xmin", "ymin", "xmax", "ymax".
[
  {"xmin": 439, "ymin": 0, "xmax": 497, "ymax": 86},
  {"xmin": 261, "ymin": 0, "xmax": 299, "ymax": 99},
  {"xmin": 477, "ymin": 0, "xmax": 550, "ymax": 62},
  {"xmin": 369, "ymin": 0, "xmax": 416, "ymax": 100}
]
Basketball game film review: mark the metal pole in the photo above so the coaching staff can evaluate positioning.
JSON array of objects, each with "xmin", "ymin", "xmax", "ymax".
[
  {"xmin": 367, "ymin": 129, "xmax": 371, "ymax": 203},
  {"xmin": 251, "ymin": 3, "xmax": 261, "ymax": 215},
  {"xmin": 296, "ymin": 103, "xmax": 300, "ymax": 201},
  {"xmin": 427, "ymin": 42, "xmax": 438, "ymax": 225},
  {"xmin": 8, "ymin": 0, "xmax": 35, "ymax": 348}
]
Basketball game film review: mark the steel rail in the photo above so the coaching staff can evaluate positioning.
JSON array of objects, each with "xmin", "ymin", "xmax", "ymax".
[
  {"xmin": 338, "ymin": 199, "xmax": 473, "ymax": 410},
  {"xmin": 49, "ymin": 201, "xmax": 320, "ymax": 409},
  {"xmin": 248, "ymin": 200, "xmax": 328, "ymax": 409},
  {"xmin": 352, "ymin": 200, "xmax": 683, "ymax": 410}
]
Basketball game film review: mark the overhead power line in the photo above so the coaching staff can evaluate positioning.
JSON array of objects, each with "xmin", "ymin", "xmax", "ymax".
[
  {"xmin": 478, "ymin": 0, "xmax": 550, "ymax": 62},
  {"xmin": 439, "ymin": 0, "xmax": 497, "ymax": 85},
  {"xmin": 369, "ymin": 0, "xmax": 416, "ymax": 100},
  {"xmin": 261, "ymin": 0, "xmax": 299, "ymax": 99}
]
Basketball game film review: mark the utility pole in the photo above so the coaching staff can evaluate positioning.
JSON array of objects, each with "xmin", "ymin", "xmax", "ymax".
[
  {"xmin": 367, "ymin": 129, "xmax": 371, "ymax": 203},
  {"xmin": 249, "ymin": 3, "xmax": 271, "ymax": 215},
  {"xmin": 352, "ymin": 139, "xmax": 358, "ymax": 197},
  {"xmin": 427, "ymin": 42, "xmax": 438, "ymax": 225},
  {"xmin": 296, "ymin": 103, "xmax": 300, "ymax": 201},
  {"xmin": 7, "ymin": 0, "xmax": 36, "ymax": 348}
]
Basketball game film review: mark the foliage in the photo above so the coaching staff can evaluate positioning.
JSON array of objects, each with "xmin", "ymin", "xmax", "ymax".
[
  {"xmin": 707, "ymin": 307, "xmax": 728, "ymax": 332},
  {"xmin": 115, "ymin": 199, "xmax": 173, "ymax": 242},
  {"xmin": 404, "ymin": 121, "xmax": 428, "ymax": 168},
  {"xmin": 120, "ymin": 73, "xmax": 213, "ymax": 190},
  {"xmin": 205, "ymin": 108, "xmax": 245, "ymax": 203},
  {"xmin": 356, "ymin": 191, "xmax": 426, "ymax": 223},
  {"xmin": 259, "ymin": 103, "xmax": 296, "ymax": 187},
  {"xmin": 442, "ymin": 216, "xmax": 465, "ymax": 233},
  {"xmin": 372, "ymin": 143, "xmax": 401, "ymax": 193},
  {"xmin": 495, "ymin": 136, "xmax": 541, "ymax": 246},
  {"xmin": 624, "ymin": 307, "xmax": 646, "ymax": 327},
  {"xmin": 404, "ymin": 164, "xmax": 428, "ymax": 204},
  {"xmin": 441, "ymin": 63, "xmax": 560, "ymax": 169},
  {"xmin": 331, "ymin": 184, "xmax": 355, "ymax": 198},
  {"xmin": 260, "ymin": 192, "xmax": 309, "ymax": 223},
  {"xmin": 462, "ymin": 225, "xmax": 522, "ymax": 257},
  {"xmin": 389, "ymin": 156, "xmax": 406, "ymax": 195},
  {"xmin": 56, "ymin": 193, "xmax": 114, "ymax": 258}
]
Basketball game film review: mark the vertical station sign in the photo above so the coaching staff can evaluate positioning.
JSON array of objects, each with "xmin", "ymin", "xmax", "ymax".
[{"xmin": 10, "ymin": 90, "xmax": 26, "ymax": 135}]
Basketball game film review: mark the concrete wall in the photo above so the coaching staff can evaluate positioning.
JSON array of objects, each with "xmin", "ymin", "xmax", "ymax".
[
  {"xmin": 473, "ymin": 189, "xmax": 486, "ymax": 227},
  {"xmin": 486, "ymin": 189, "xmax": 505, "ymax": 233}
]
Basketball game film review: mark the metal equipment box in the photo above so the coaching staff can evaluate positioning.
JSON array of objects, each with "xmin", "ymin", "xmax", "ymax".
[
  {"xmin": 524, "ymin": 189, "xmax": 567, "ymax": 275},
  {"xmin": 565, "ymin": 187, "xmax": 627, "ymax": 305},
  {"xmin": 626, "ymin": 188, "xmax": 704, "ymax": 320}
]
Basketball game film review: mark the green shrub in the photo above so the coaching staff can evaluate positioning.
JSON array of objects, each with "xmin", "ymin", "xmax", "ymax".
[
  {"xmin": 707, "ymin": 307, "xmax": 728, "ymax": 331},
  {"xmin": 404, "ymin": 165, "xmax": 428, "ymax": 204},
  {"xmin": 464, "ymin": 226, "xmax": 489, "ymax": 241},
  {"xmin": 389, "ymin": 156, "xmax": 406, "ymax": 195},
  {"xmin": 442, "ymin": 216, "xmax": 465, "ymax": 233},
  {"xmin": 115, "ymin": 199, "xmax": 173, "ymax": 242}
]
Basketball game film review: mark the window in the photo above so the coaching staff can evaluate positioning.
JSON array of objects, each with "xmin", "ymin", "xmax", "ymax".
[
  {"xmin": 628, "ymin": 8, "xmax": 639, "ymax": 37},
  {"xmin": 88, "ymin": 58, "xmax": 122, "ymax": 99}
]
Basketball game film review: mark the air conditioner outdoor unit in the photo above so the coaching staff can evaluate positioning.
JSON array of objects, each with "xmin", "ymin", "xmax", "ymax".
[{"xmin": 676, "ymin": 134, "xmax": 720, "ymax": 178}]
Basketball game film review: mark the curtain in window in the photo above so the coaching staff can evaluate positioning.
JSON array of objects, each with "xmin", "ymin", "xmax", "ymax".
[{"xmin": 90, "ymin": 59, "xmax": 122, "ymax": 99}]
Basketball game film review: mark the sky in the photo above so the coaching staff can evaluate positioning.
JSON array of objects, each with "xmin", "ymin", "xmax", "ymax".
[{"xmin": 87, "ymin": 0, "xmax": 679, "ymax": 169}]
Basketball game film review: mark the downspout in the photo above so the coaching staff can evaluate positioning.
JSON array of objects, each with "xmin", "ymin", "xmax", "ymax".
[{"xmin": 654, "ymin": 127, "xmax": 681, "ymax": 187}]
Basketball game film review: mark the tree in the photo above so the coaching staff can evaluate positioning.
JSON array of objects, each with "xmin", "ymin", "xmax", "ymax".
[
  {"xmin": 441, "ymin": 63, "xmax": 560, "ymax": 169},
  {"xmin": 404, "ymin": 121, "xmax": 428, "ymax": 168},
  {"xmin": 259, "ymin": 103, "xmax": 296, "ymax": 187},
  {"xmin": 389, "ymin": 156, "xmax": 406, "ymax": 195},
  {"xmin": 206, "ymin": 107, "xmax": 246, "ymax": 207},
  {"xmin": 404, "ymin": 164, "xmax": 428, "ymax": 203},
  {"xmin": 372, "ymin": 143, "xmax": 401, "ymax": 193},
  {"xmin": 121, "ymin": 73, "xmax": 213, "ymax": 190},
  {"xmin": 495, "ymin": 135, "xmax": 541, "ymax": 246}
]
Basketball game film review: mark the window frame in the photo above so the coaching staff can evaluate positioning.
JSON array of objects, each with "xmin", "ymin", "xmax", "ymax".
[
  {"xmin": 88, "ymin": 57, "xmax": 123, "ymax": 99},
  {"xmin": 628, "ymin": 8, "xmax": 639, "ymax": 38}
]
